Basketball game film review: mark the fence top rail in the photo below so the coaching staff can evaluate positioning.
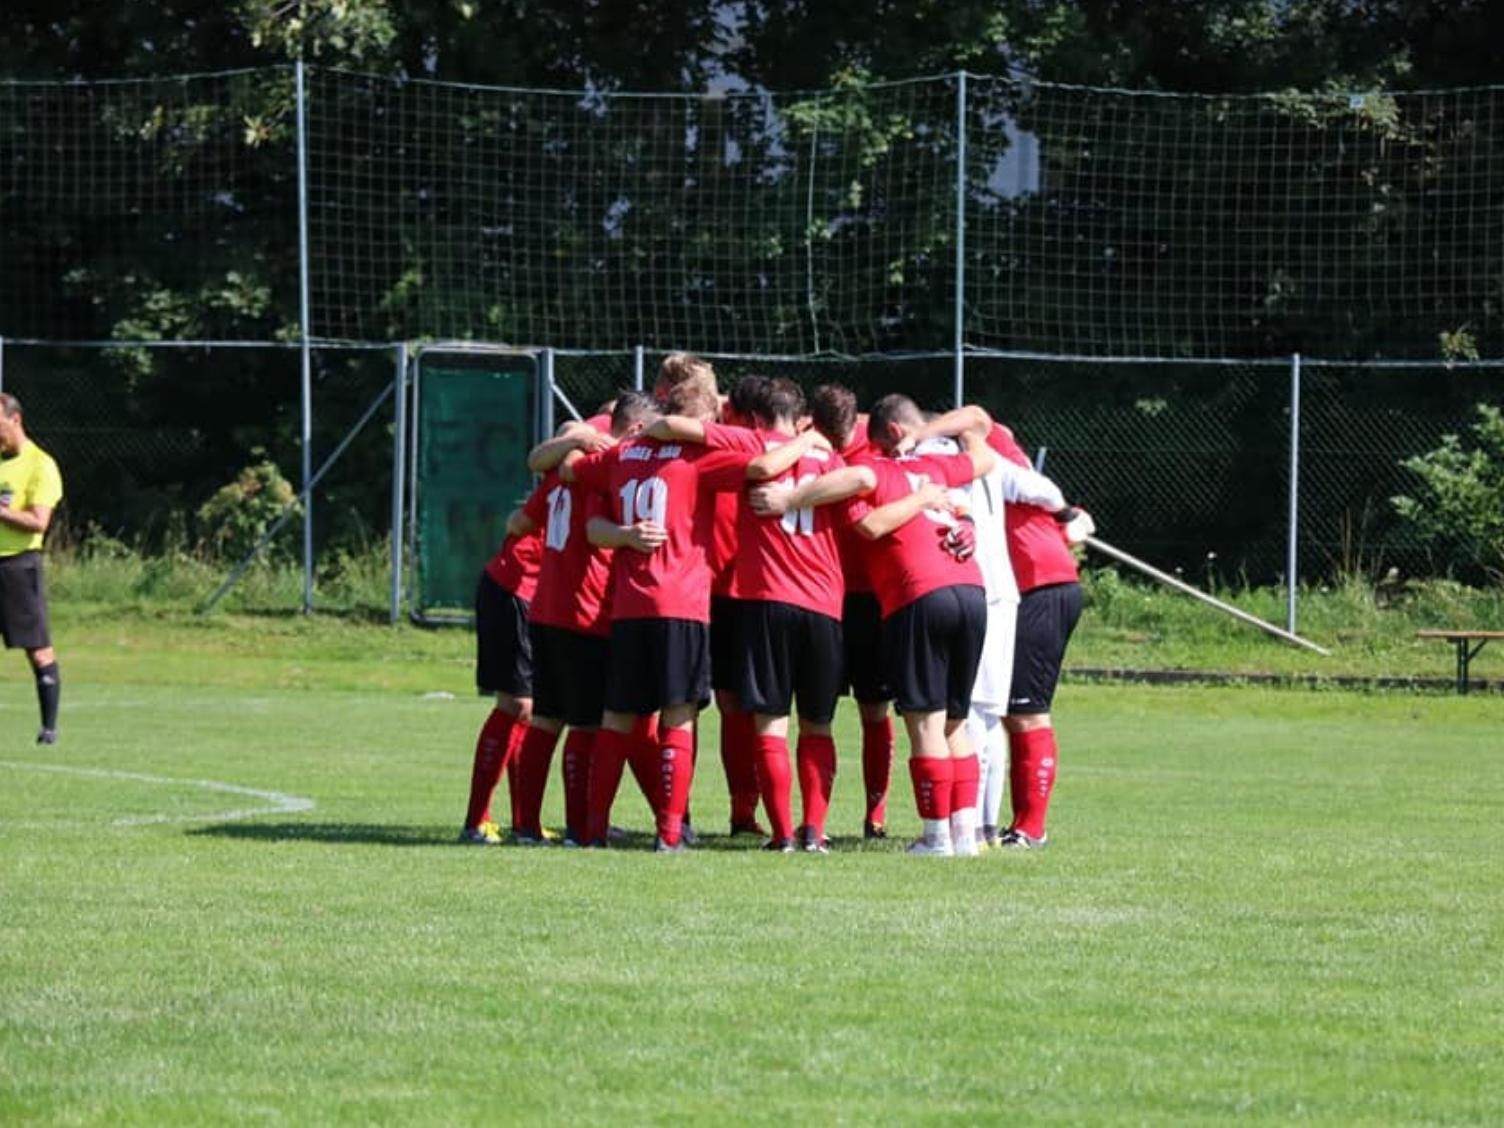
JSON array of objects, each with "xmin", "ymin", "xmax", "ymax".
[{"xmin": 0, "ymin": 65, "xmax": 285, "ymax": 87}]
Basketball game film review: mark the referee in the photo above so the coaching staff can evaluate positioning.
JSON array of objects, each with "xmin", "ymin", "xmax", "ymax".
[{"xmin": 0, "ymin": 394, "xmax": 63, "ymax": 744}]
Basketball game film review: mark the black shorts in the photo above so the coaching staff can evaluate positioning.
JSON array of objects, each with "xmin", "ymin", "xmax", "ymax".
[
  {"xmin": 710, "ymin": 595, "xmax": 743, "ymax": 693},
  {"xmin": 530, "ymin": 623, "xmax": 609, "ymax": 728},
  {"xmin": 0, "ymin": 551, "xmax": 50, "ymax": 650},
  {"xmin": 883, "ymin": 584, "xmax": 987, "ymax": 720},
  {"xmin": 737, "ymin": 600, "xmax": 844, "ymax": 723},
  {"xmin": 842, "ymin": 591, "xmax": 890, "ymax": 703},
  {"xmin": 1008, "ymin": 582, "xmax": 1083, "ymax": 715},
  {"xmin": 603, "ymin": 618, "xmax": 711, "ymax": 716},
  {"xmin": 474, "ymin": 571, "xmax": 532, "ymax": 697}
]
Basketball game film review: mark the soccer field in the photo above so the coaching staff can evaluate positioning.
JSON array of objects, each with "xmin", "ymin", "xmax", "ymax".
[{"xmin": 2, "ymin": 672, "xmax": 1501, "ymax": 1124}]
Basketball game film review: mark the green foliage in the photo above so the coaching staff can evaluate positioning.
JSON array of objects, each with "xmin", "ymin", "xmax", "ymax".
[
  {"xmin": 1392, "ymin": 404, "xmax": 1504, "ymax": 581},
  {"xmin": 196, "ymin": 456, "xmax": 301, "ymax": 563}
]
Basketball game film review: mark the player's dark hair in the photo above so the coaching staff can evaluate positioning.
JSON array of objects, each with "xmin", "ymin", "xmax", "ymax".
[
  {"xmin": 811, "ymin": 384, "xmax": 858, "ymax": 449},
  {"xmin": 0, "ymin": 393, "xmax": 21, "ymax": 419},
  {"xmin": 868, "ymin": 393, "xmax": 921, "ymax": 453},
  {"xmin": 610, "ymin": 390, "xmax": 656, "ymax": 434},
  {"xmin": 766, "ymin": 378, "xmax": 806, "ymax": 425},
  {"xmin": 728, "ymin": 375, "xmax": 773, "ymax": 425}
]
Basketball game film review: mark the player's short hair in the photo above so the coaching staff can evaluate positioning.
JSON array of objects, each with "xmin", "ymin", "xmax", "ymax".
[
  {"xmin": 0, "ymin": 393, "xmax": 21, "ymax": 419},
  {"xmin": 666, "ymin": 379, "xmax": 721, "ymax": 422},
  {"xmin": 811, "ymin": 384, "xmax": 858, "ymax": 449},
  {"xmin": 656, "ymin": 353, "xmax": 718, "ymax": 402},
  {"xmin": 766, "ymin": 378, "xmax": 806, "ymax": 425},
  {"xmin": 727, "ymin": 375, "xmax": 772, "ymax": 426},
  {"xmin": 868, "ymin": 393, "xmax": 923, "ymax": 453},
  {"xmin": 610, "ymin": 390, "xmax": 656, "ymax": 435}
]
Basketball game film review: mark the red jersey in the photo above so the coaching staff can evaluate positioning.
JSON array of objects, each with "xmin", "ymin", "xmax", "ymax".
[
  {"xmin": 835, "ymin": 420, "xmax": 879, "ymax": 595},
  {"xmin": 572, "ymin": 438, "xmax": 748, "ymax": 623},
  {"xmin": 842, "ymin": 451, "xmax": 983, "ymax": 618},
  {"xmin": 987, "ymin": 424, "xmax": 1079, "ymax": 592},
  {"xmin": 483, "ymin": 527, "xmax": 543, "ymax": 604},
  {"xmin": 705, "ymin": 425, "xmax": 847, "ymax": 620},
  {"xmin": 709, "ymin": 490, "xmax": 740, "ymax": 597},
  {"xmin": 522, "ymin": 469, "xmax": 613, "ymax": 637},
  {"xmin": 584, "ymin": 412, "xmax": 612, "ymax": 433}
]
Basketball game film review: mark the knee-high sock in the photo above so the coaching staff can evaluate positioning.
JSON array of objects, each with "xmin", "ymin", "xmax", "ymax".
[
  {"xmin": 1008, "ymin": 727, "xmax": 1059, "ymax": 839},
  {"xmin": 34, "ymin": 662, "xmax": 59, "ymax": 732},
  {"xmin": 795, "ymin": 733, "xmax": 837, "ymax": 838},
  {"xmin": 861, "ymin": 716, "xmax": 894, "ymax": 825},
  {"xmin": 721, "ymin": 708, "xmax": 761, "ymax": 825},
  {"xmin": 656, "ymin": 727, "xmax": 696, "ymax": 847},
  {"xmin": 950, "ymin": 754, "xmax": 980, "ymax": 814},
  {"xmin": 515, "ymin": 725, "xmax": 562, "ymax": 837},
  {"xmin": 968, "ymin": 710, "xmax": 1007, "ymax": 828},
  {"xmin": 561, "ymin": 729, "xmax": 594, "ymax": 842},
  {"xmin": 627, "ymin": 716, "xmax": 661, "ymax": 816},
  {"xmin": 755, "ymin": 733, "xmax": 794, "ymax": 842},
  {"xmin": 464, "ymin": 708, "xmax": 517, "ymax": 829},
  {"xmin": 908, "ymin": 756, "xmax": 955, "ymax": 820},
  {"xmin": 587, "ymin": 728, "xmax": 633, "ymax": 844}
]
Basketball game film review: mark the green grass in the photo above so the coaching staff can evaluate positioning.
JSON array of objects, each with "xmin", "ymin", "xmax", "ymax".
[{"xmin": 2, "ymin": 611, "xmax": 1502, "ymax": 1123}]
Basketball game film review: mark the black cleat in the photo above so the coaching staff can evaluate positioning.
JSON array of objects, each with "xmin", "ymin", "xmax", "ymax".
[
  {"xmin": 36, "ymin": 728, "xmax": 57, "ymax": 746},
  {"xmin": 654, "ymin": 837, "xmax": 688, "ymax": 854},
  {"xmin": 762, "ymin": 837, "xmax": 795, "ymax": 854},
  {"xmin": 795, "ymin": 825, "xmax": 830, "ymax": 854},
  {"xmin": 863, "ymin": 821, "xmax": 887, "ymax": 840},
  {"xmin": 998, "ymin": 828, "xmax": 1048, "ymax": 850}
]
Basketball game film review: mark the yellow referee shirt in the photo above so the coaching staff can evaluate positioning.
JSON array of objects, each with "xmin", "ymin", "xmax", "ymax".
[{"xmin": 0, "ymin": 441, "xmax": 63, "ymax": 556}]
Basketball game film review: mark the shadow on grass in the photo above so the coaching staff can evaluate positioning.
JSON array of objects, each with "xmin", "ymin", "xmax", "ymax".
[{"xmin": 187, "ymin": 822, "xmax": 455, "ymax": 847}]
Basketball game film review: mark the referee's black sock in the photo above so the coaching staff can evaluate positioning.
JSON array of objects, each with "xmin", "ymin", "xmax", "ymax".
[{"xmin": 34, "ymin": 661, "xmax": 60, "ymax": 734}]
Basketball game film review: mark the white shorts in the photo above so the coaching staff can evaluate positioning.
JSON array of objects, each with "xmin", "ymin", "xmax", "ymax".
[{"xmin": 970, "ymin": 599, "xmax": 1017, "ymax": 716}]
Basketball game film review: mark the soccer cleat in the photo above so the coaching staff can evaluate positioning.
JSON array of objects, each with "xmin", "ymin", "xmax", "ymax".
[
  {"xmin": 795, "ymin": 825, "xmax": 830, "ymax": 854},
  {"xmin": 607, "ymin": 824, "xmax": 629, "ymax": 842},
  {"xmin": 905, "ymin": 837, "xmax": 955, "ymax": 857},
  {"xmin": 980, "ymin": 825, "xmax": 1001, "ymax": 849},
  {"xmin": 998, "ymin": 828, "xmax": 1049, "ymax": 850},
  {"xmin": 952, "ymin": 832, "xmax": 980, "ymax": 858},
  {"xmin": 730, "ymin": 819, "xmax": 768, "ymax": 837},
  {"xmin": 763, "ymin": 837, "xmax": 796, "ymax": 854},
  {"xmin": 508, "ymin": 829, "xmax": 556, "ymax": 847},
  {"xmin": 458, "ymin": 821, "xmax": 503, "ymax": 846},
  {"xmin": 863, "ymin": 821, "xmax": 888, "ymax": 840},
  {"xmin": 36, "ymin": 728, "xmax": 56, "ymax": 746},
  {"xmin": 680, "ymin": 821, "xmax": 700, "ymax": 847},
  {"xmin": 654, "ymin": 837, "xmax": 688, "ymax": 854}
]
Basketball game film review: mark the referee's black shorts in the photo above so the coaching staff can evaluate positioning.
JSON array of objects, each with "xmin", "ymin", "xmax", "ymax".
[
  {"xmin": 737, "ymin": 600, "xmax": 844, "ymax": 723},
  {"xmin": 603, "ymin": 617, "xmax": 711, "ymax": 716},
  {"xmin": 0, "ymin": 550, "xmax": 51, "ymax": 650},
  {"xmin": 1008, "ymin": 581, "xmax": 1083, "ymax": 715},
  {"xmin": 530, "ymin": 622, "xmax": 609, "ymax": 728},
  {"xmin": 883, "ymin": 584, "xmax": 987, "ymax": 720},
  {"xmin": 474, "ymin": 570, "xmax": 532, "ymax": 697},
  {"xmin": 842, "ymin": 590, "xmax": 890, "ymax": 704}
]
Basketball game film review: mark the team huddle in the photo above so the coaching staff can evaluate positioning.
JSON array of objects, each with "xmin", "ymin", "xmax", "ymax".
[{"xmin": 460, "ymin": 355, "xmax": 1091, "ymax": 855}]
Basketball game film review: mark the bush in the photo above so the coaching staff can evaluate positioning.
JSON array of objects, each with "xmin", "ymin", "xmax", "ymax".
[
  {"xmin": 196, "ymin": 456, "xmax": 300, "ymax": 563},
  {"xmin": 1392, "ymin": 404, "xmax": 1504, "ymax": 583}
]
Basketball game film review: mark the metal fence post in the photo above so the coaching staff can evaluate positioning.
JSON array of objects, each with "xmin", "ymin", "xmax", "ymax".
[
  {"xmin": 1286, "ymin": 352, "xmax": 1302, "ymax": 633},
  {"xmin": 540, "ymin": 348, "xmax": 556, "ymax": 441},
  {"xmin": 295, "ymin": 59, "xmax": 314, "ymax": 614},
  {"xmin": 389, "ymin": 341, "xmax": 408, "ymax": 625},
  {"xmin": 634, "ymin": 344, "xmax": 645, "ymax": 392},
  {"xmin": 953, "ymin": 71, "xmax": 968, "ymax": 407},
  {"xmin": 0, "ymin": 336, "xmax": 6, "ymax": 393}
]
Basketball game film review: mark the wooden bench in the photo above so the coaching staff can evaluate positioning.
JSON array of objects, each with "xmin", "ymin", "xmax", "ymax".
[{"xmin": 1415, "ymin": 630, "xmax": 1504, "ymax": 694}]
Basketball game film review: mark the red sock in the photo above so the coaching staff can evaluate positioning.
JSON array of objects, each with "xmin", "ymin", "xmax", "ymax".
[
  {"xmin": 515, "ymin": 725, "xmax": 561, "ymax": 837},
  {"xmin": 561, "ymin": 729, "xmax": 594, "ymax": 842},
  {"xmin": 908, "ymin": 757, "xmax": 955, "ymax": 820},
  {"xmin": 587, "ymin": 728, "xmax": 632, "ymax": 844},
  {"xmin": 626, "ymin": 719, "xmax": 661, "ymax": 816},
  {"xmin": 796, "ymin": 733, "xmax": 837, "ymax": 838},
  {"xmin": 656, "ymin": 727, "xmax": 696, "ymax": 846},
  {"xmin": 1009, "ymin": 727, "xmax": 1058, "ymax": 839},
  {"xmin": 950, "ymin": 754, "xmax": 980, "ymax": 813},
  {"xmin": 755, "ymin": 733, "xmax": 794, "ymax": 842},
  {"xmin": 464, "ymin": 708, "xmax": 516, "ymax": 829},
  {"xmin": 722, "ymin": 708, "xmax": 761, "ymax": 825},
  {"xmin": 861, "ymin": 717, "xmax": 894, "ymax": 825}
]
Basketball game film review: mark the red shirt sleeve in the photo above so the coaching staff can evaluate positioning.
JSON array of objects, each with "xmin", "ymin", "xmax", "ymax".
[
  {"xmin": 702, "ymin": 422, "xmax": 765, "ymax": 453},
  {"xmin": 987, "ymin": 423, "xmax": 1032, "ymax": 468},
  {"xmin": 695, "ymin": 448, "xmax": 754, "ymax": 492},
  {"xmin": 570, "ymin": 449, "xmax": 611, "ymax": 493},
  {"xmin": 931, "ymin": 451, "xmax": 977, "ymax": 488},
  {"xmin": 521, "ymin": 476, "xmax": 551, "ymax": 527}
]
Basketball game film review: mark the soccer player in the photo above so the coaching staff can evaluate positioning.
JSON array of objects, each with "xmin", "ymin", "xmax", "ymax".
[
  {"xmin": 459, "ymin": 499, "xmax": 543, "ymax": 845},
  {"xmin": 0, "ymin": 394, "xmax": 64, "ymax": 744},
  {"xmin": 508, "ymin": 392, "xmax": 657, "ymax": 845},
  {"xmin": 753, "ymin": 394, "xmax": 995, "ymax": 856},
  {"xmin": 651, "ymin": 377, "xmax": 847, "ymax": 853},
  {"xmin": 989, "ymin": 425, "xmax": 1093, "ymax": 849},
  {"xmin": 808, "ymin": 384, "xmax": 895, "ymax": 840}
]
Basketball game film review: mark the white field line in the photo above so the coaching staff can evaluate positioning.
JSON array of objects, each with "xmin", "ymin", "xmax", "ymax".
[{"xmin": 0, "ymin": 761, "xmax": 315, "ymax": 826}]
